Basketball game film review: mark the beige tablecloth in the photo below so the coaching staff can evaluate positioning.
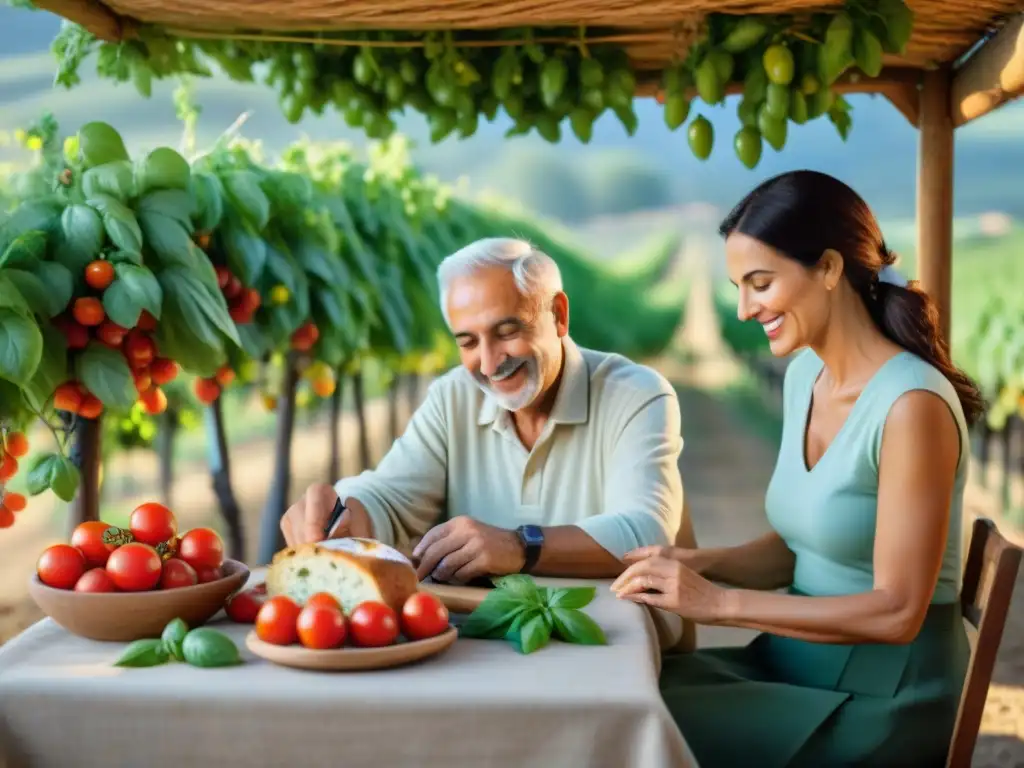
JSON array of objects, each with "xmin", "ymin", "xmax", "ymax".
[{"xmin": 0, "ymin": 574, "xmax": 696, "ymax": 768}]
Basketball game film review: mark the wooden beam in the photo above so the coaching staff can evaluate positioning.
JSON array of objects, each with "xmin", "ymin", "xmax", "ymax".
[
  {"xmin": 881, "ymin": 82, "xmax": 921, "ymax": 127},
  {"xmin": 916, "ymin": 67, "xmax": 955, "ymax": 344},
  {"xmin": 31, "ymin": 0, "xmax": 128, "ymax": 42},
  {"xmin": 951, "ymin": 14, "xmax": 1024, "ymax": 127}
]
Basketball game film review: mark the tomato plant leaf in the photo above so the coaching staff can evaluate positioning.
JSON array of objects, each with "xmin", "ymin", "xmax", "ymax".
[
  {"xmin": 26, "ymin": 452, "xmax": 81, "ymax": 501},
  {"xmin": 0, "ymin": 307, "xmax": 43, "ymax": 386},
  {"xmin": 3, "ymin": 269, "xmax": 52, "ymax": 318},
  {"xmin": 88, "ymin": 194, "xmax": 143, "ymax": 255},
  {"xmin": 102, "ymin": 263, "xmax": 162, "ymax": 328},
  {"xmin": 546, "ymin": 586, "xmax": 597, "ymax": 610},
  {"xmin": 113, "ymin": 638, "xmax": 170, "ymax": 668},
  {"xmin": 76, "ymin": 341, "xmax": 136, "ymax": 409},
  {"xmin": 136, "ymin": 189, "xmax": 194, "ymax": 230},
  {"xmin": 0, "ymin": 230, "xmax": 47, "ymax": 270},
  {"xmin": 550, "ymin": 607, "xmax": 607, "ymax": 646},
  {"xmin": 55, "ymin": 208, "xmax": 100, "ymax": 266},
  {"xmin": 222, "ymin": 170, "xmax": 270, "ymax": 231},
  {"xmin": 81, "ymin": 160, "xmax": 136, "ymax": 203},
  {"xmin": 181, "ymin": 628, "xmax": 243, "ymax": 668},
  {"xmin": 33, "ymin": 262, "xmax": 75, "ymax": 318},
  {"xmin": 0, "ymin": 273, "xmax": 31, "ymax": 315},
  {"xmin": 160, "ymin": 267, "xmax": 240, "ymax": 346},
  {"xmin": 137, "ymin": 207, "xmax": 195, "ymax": 267},
  {"xmin": 189, "ymin": 171, "xmax": 224, "ymax": 233},
  {"xmin": 21, "ymin": 323, "xmax": 68, "ymax": 413},
  {"xmin": 219, "ymin": 215, "xmax": 267, "ymax": 287}
]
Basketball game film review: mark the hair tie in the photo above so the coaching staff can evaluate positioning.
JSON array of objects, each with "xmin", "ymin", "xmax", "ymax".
[{"xmin": 878, "ymin": 264, "xmax": 908, "ymax": 288}]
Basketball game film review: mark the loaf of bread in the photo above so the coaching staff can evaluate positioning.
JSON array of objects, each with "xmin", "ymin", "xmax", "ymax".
[{"xmin": 265, "ymin": 537, "xmax": 419, "ymax": 615}]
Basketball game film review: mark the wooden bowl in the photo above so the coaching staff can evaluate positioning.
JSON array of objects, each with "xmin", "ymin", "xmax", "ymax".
[
  {"xmin": 28, "ymin": 559, "xmax": 250, "ymax": 642},
  {"xmin": 245, "ymin": 626, "xmax": 458, "ymax": 671}
]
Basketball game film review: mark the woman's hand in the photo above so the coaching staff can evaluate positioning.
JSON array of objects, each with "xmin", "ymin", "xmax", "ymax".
[
  {"xmin": 622, "ymin": 545, "xmax": 697, "ymax": 566},
  {"xmin": 611, "ymin": 555, "xmax": 732, "ymax": 624}
]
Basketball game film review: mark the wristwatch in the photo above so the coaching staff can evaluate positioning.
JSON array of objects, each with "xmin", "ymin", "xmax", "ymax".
[{"xmin": 516, "ymin": 524, "xmax": 544, "ymax": 574}]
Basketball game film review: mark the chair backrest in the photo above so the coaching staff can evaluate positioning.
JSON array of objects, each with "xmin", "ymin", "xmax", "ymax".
[{"xmin": 946, "ymin": 517, "xmax": 1023, "ymax": 767}]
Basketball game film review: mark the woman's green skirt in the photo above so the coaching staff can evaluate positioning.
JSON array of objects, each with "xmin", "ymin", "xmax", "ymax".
[{"xmin": 660, "ymin": 599, "xmax": 970, "ymax": 767}]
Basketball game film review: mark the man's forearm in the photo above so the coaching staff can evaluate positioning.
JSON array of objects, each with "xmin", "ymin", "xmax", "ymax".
[{"xmin": 530, "ymin": 525, "xmax": 625, "ymax": 578}]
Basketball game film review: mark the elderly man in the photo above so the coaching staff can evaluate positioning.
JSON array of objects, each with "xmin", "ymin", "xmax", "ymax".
[{"xmin": 280, "ymin": 237, "xmax": 685, "ymax": 582}]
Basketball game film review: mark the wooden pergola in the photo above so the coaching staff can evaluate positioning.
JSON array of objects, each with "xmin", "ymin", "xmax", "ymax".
[{"xmin": 30, "ymin": 0, "xmax": 1024, "ymax": 342}]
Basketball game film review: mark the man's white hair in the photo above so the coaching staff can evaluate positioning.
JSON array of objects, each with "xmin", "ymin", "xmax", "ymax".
[{"xmin": 437, "ymin": 237, "xmax": 564, "ymax": 326}]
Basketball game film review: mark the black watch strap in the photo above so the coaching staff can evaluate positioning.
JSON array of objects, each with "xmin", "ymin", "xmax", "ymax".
[{"xmin": 516, "ymin": 525, "xmax": 543, "ymax": 574}]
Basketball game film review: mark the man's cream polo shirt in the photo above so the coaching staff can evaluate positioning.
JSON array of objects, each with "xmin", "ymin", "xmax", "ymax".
[{"xmin": 334, "ymin": 336, "xmax": 684, "ymax": 560}]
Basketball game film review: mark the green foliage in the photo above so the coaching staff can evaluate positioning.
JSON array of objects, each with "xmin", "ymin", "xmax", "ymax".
[
  {"xmin": 1, "ymin": 111, "xmax": 690, "ymax": 509},
  {"xmin": 47, "ymin": 2, "xmax": 914, "ymax": 167}
]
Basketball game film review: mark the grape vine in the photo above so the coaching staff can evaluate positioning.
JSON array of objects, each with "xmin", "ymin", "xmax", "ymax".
[{"xmin": 45, "ymin": 0, "xmax": 914, "ymax": 168}]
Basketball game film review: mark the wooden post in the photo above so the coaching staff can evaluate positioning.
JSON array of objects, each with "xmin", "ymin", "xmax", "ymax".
[{"xmin": 916, "ymin": 67, "xmax": 955, "ymax": 344}]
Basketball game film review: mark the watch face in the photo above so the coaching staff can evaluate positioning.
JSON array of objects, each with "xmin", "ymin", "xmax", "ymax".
[{"xmin": 520, "ymin": 525, "xmax": 544, "ymax": 546}]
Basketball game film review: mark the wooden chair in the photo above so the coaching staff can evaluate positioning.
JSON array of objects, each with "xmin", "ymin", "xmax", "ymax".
[{"xmin": 946, "ymin": 517, "xmax": 1023, "ymax": 767}]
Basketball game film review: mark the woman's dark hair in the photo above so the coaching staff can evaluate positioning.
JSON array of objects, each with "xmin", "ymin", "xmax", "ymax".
[{"xmin": 718, "ymin": 169, "xmax": 985, "ymax": 426}]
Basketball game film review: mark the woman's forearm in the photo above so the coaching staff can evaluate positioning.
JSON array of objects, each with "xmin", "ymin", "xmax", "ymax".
[
  {"xmin": 719, "ymin": 587, "xmax": 923, "ymax": 645},
  {"xmin": 691, "ymin": 532, "xmax": 795, "ymax": 590}
]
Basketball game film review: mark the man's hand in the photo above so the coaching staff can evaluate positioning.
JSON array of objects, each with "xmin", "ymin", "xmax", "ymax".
[
  {"xmin": 412, "ymin": 517, "xmax": 525, "ymax": 583},
  {"xmin": 280, "ymin": 483, "xmax": 373, "ymax": 547}
]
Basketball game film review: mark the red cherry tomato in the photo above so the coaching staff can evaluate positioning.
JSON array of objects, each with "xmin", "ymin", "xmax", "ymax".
[
  {"xmin": 69, "ymin": 520, "xmax": 119, "ymax": 567},
  {"xmin": 74, "ymin": 568, "xmax": 117, "ymax": 593},
  {"xmin": 195, "ymin": 566, "xmax": 223, "ymax": 583},
  {"xmin": 255, "ymin": 595, "xmax": 302, "ymax": 645},
  {"xmin": 105, "ymin": 542, "xmax": 162, "ymax": 591},
  {"xmin": 177, "ymin": 527, "xmax": 225, "ymax": 570},
  {"xmin": 37, "ymin": 544, "xmax": 87, "ymax": 589},
  {"xmin": 348, "ymin": 601, "xmax": 400, "ymax": 647},
  {"xmin": 159, "ymin": 557, "xmax": 198, "ymax": 589},
  {"xmin": 297, "ymin": 604, "xmax": 347, "ymax": 649},
  {"xmin": 225, "ymin": 587, "xmax": 268, "ymax": 623},
  {"xmin": 401, "ymin": 591, "xmax": 450, "ymax": 640},
  {"xmin": 129, "ymin": 502, "xmax": 177, "ymax": 546},
  {"xmin": 306, "ymin": 592, "xmax": 342, "ymax": 611}
]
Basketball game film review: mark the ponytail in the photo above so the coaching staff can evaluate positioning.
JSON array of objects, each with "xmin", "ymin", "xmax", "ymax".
[{"xmin": 870, "ymin": 275, "xmax": 986, "ymax": 427}]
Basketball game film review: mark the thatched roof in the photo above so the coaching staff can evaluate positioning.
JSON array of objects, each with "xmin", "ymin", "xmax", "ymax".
[{"xmin": 36, "ymin": 0, "xmax": 1024, "ymax": 78}]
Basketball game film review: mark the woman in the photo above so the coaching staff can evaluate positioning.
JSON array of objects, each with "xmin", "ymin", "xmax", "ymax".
[{"xmin": 612, "ymin": 170, "xmax": 982, "ymax": 767}]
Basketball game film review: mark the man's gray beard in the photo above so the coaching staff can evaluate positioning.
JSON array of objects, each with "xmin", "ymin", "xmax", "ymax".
[{"xmin": 475, "ymin": 356, "xmax": 540, "ymax": 412}]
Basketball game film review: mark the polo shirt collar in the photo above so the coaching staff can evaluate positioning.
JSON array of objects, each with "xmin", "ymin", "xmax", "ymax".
[{"xmin": 477, "ymin": 336, "xmax": 590, "ymax": 426}]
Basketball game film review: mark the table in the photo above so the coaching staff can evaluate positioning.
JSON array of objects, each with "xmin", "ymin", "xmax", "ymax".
[{"xmin": 0, "ymin": 573, "xmax": 697, "ymax": 768}]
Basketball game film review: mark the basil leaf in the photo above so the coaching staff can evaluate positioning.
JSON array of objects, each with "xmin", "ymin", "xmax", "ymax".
[
  {"xmin": 21, "ymin": 323, "xmax": 68, "ymax": 412},
  {"xmin": 114, "ymin": 638, "xmax": 170, "ymax": 668},
  {"xmin": 551, "ymin": 607, "xmax": 607, "ymax": 646},
  {"xmin": 491, "ymin": 575, "xmax": 543, "ymax": 605},
  {"xmin": 161, "ymin": 618, "xmax": 189, "ymax": 661},
  {"xmin": 459, "ymin": 591, "xmax": 530, "ymax": 639},
  {"xmin": 546, "ymin": 586, "xmax": 596, "ymax": 610},
  {"xmin": 181, "ymin": 628, "xmax": 243, "ymax": 668},
  {"xmin": 510, "ymin": 612, "xmax": 551, "ymax": 655}
]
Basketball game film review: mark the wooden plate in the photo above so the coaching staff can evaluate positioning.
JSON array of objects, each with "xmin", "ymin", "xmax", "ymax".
[{"xmin": 244, "ymin": 626, "xmax": 458, "ymax": 671}]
